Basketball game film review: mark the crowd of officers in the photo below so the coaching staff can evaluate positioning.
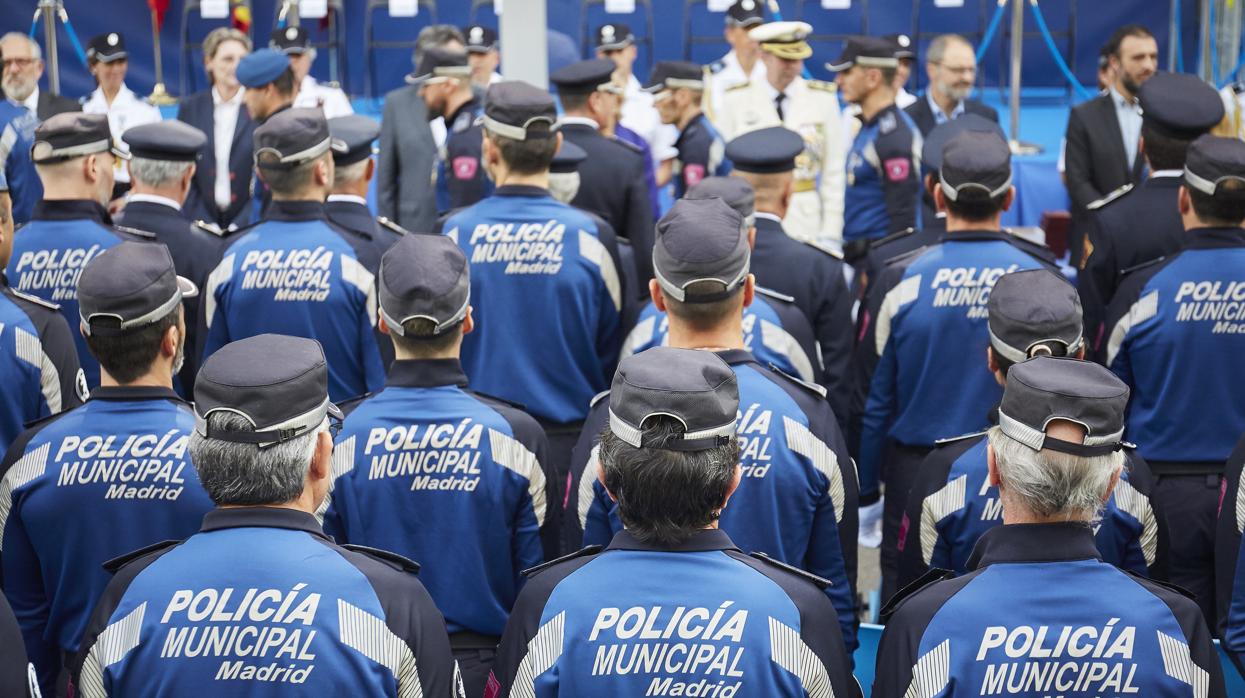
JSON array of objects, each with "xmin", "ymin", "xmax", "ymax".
[{"xmin": 0, "ymin": 5, "xmax": 1243, "ymax": 698}]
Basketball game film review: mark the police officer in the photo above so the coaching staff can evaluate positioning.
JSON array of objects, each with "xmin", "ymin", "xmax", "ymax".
[
  {"xmin": 568, "ymin": 199, "xmax": 860, "ymax": 653},
  {"xmin": 1080, "ymin": 71, "xmax": 1223, "ymax": 353},
  {"xmin": 5, "ymin": 112, "xmax": 147, "ymax": 388},
  {"xmin": 898, "ymin": 269, "xmax": 1166, "ymax": 589},
  {"xmin": 491, "ymin": 346, "xmax": 859, "ymax": 696},
  {"xmin": 717, "ymin": 22, "xmax": 845, "ymax": 246},
  {"xmin": 270, "ymin": 26, "xmax": 353, "ymax": 119},
  {"xmin": 551, "ymin": 59, "xmax": 655, "ymax": 285},
  {"xmin": 643, "ymin": 61, "xmax": 731, "ymax": 198},
  {"xmin": 69, "ymin": 333, "xmax": 460, "ymax": 696},
  {"xmin": 81, "ymin": 32, "xmax": 162, "ymax": 200},
  {"xmin": 876, "ymin": 356, "xmax": 1225, "ymax": 697},
  {"xmin": 463, "ymin": 24, "xmax": 501, "ymax": 88},
  {"xmin": 1105, "ymin": 134, "xmax": 1245, "ymax": 626},
  {"xmin": 201, "ymin": 108, "xmax": 384, "ymax": 402},
  {"xmin": 623, "ymin": 176, "xmax": 822, "ymax": 385},
  {"xmin": 322, "ymin": 234, "xmax": 556, "ymax": 697},
  {"xmin": 854, "ymin": 129, "xmax": 1056, "ymax": 602},
  {"xmin": 115, "ymin": 120, "xmax": 233, "ymax": 393},
  {"xmin": 236, "ymin": 48, "xmax": 297, "ymax": 221},
  {"xmin": 1, "ymin": 242, "xmax": 213, "ymax": 694},
  {"xmin": 326, "ymin": 115, "xmax": 407, "ymax": 266},
  {"xmin": 0, "ymin": 85, "xmax": 40, "ymax": 226},
  {"xmin": 703, "ymin": 0, "xmax": 767, "ymax": 123},
  {"xmin": 830, "ymin": 37, "xmax": 923, "ymax": 252},
  {"xmin": 440, "ymin": 81, "xmax": 626, "ymax": 484},
  {"xmin": 726, "ymin": 127, "xmax": 853, "ymax": 429},
  {"xmin": 410, "ymin": 48, "xmax": 489, "ymax": 212}
]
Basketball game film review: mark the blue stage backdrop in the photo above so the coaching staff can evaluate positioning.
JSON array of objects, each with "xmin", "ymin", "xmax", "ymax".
[{"xmin": 0, "ymin": 0, "xmax": 1203, "ymax": 102}]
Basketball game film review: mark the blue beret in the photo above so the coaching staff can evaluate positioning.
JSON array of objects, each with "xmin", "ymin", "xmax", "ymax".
[{"xmin": 236, "ymin": 49, "xmax": 290, "ymax": 89}]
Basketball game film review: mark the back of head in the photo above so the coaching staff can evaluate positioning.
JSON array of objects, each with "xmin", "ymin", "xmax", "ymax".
[
  {"xmin": 379, "ymin": 233, "xmax": 470, "ymax": 359},
  {"xmin": 938, "ymin": 130, "xmax": 1012, "ymax": 223},
  {"xmin": 482, "ymin": 81, "xmax": 561, "ymax": 175},
  {"xmin": 122, "ymin": 120, "xmax": 207, "ymax": 194},
  {"xmin": 1139, "ymin": 72, "xmax": 1224, "ymax": 171},
  {"xmin": 653, "ymin": 198, "xmax": 751, "ymax": 330},
  {"xmin": 253, "ymin": 108, "xmax": 333, "ymax": 198},
  {"xmin": 1183, "ymin": 134, "xmax": 1245, "ymax": 227},
  {"xmin": 987, "ymin": 268, "xmax": 1083, "ymax": 375},
  {"xmin": 414, "ymin": 24, "xmax": 466, "ymax": 65}
]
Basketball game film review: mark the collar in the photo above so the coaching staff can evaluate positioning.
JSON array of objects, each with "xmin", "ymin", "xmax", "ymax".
[
  {"xmin": 327, "ymin": 194, "xmax": 368, "ymax": 206},
  {"xmin": 939, "ymin": 228, "xmax": 1012, "ymax": 243},
  {"xmin": 258, "ymin": 102, "xmax": 293, "ymax": 126},
  {"xmin": 607, "ymin": 528, "xmax": 739, "ymax": 553},
  {"xmin": 763, "ymin": 80, "xmax": 790, "ymax": 103},
  {"xmin": 200, "ymin": 506, "xmax": 328, "ymax": 537},
  {"xmin": 88, "ymin": 385, "xmax": 184, "ymax": 403},
  {"xmin": 212, "ymin": 86, "xmax": 244, "ymax": 107},
  {"xmin": 92, "ymin": 84, "xmax": 137, "ymax": 108},
  {"xmin": 967, "ymin": 522, "xmax": 1101, "ymax": 570},
  {"xmin": 447, "ymin": 95, "xmax": 481, "ymax": 125},
  {"xmin": 714, "ymin": 348, "xmax": 756, "ymax": 366},
  {"xmin": 1109, "ymin": 85, "xmax": 1138, "ymax": 109},
  {"xmin": 926, "ymin": 90, "xmax": 965, "ymax": 121},
  {"xmin": 33, "ymin": 199, "xmax": 111, "ymax": 224},
  {"xmin": 754, "ymin": 211, "xmax": 783, "ymax": 224},
  {"xmin": 301, "ymin": 75, "xmax": 318, "ymax": 90},
  {"xmin": 494, "ymin": 184, "xmax": 551, "ymax": 198},
  {"xmin": 386, "ymin": 358, "xmax": 470, "ymax": 389},
  {"xmin": 861, "ymin": 102, "xmax": 902, "ymax": 128},
  {"xmin": 560, "ymin": 116, "xmax": 600, "ymax": 130},
  {"xmin": 1186, "ymin": 226, "xmax": 1245, "ymax": 249},
  {"xmin": 679, "ymin": 112, "xmax": 706, "ymax": 139},
  {"xmin": 265, "ymin": 199, "xmax": 328, "ymax": 221},
  {"xmin": 127, "ymin": 193, "xmax": 182, "ymax": 211}
]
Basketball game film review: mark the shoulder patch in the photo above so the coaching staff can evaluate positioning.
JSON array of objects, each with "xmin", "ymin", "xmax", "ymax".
[
  {"xmin": 341, "ymin": 543, "xmax": 421, "ymax": 574},
  {"xmin": 522, "ymin": 545, "xmax": 603, "ymax": 578},
  {"xmin": 749, "ymin": 552, "xmax": 832, "ymax": 589},
  {"xmin": 8, "ymin": 288, "xmax": 60, "ymax": 311},
  {"xmin": 589, "ymin": 389, "xmax": 611, "ymax": 408},
  {"xmin": 1123, "ymin": 569, "xmax": 1196, "ymax": 600},
  {"xmin": 1086, "ymin": 183, "xmax": 1134, "ymax": 211},
  {"xmin": 806, "ymin": 79, "xmax": 836, "ymax": 93},
  {"xmin": 193, "ymin": 219, "xmax": 226, "ymax": 236},
  {"xmin": 726, "ymin": 81, "xmax": 752, "ymax": 92},
  {"xmin": 103, "ymin": 539, "xmax": 182, "ymax": 574},
  {"xmin": 934, "ymin": 429, "xmax": 989, "ymax": 445},
  {"xmin": 377, "ymin": 217, "xmax": 410, "ymax": 236},
  {"xmin": 870, "ymin": 227, "xmax": 915, "ymax": 250},
  {"xmin": 801, "ymin": 239, "xmax": 844, "ymax": 260},
  {"xmin": 114, "ymin": 225, "xmax": 156, "ymax": 240},
  {"xmin": 754, "ymin": 285, "xmax": 795, "ymax": 303},
  {"xmin": 1119, "ymin": 255, "xmax": 1167, "ymax": 276},
  {"xmin": 767, "ymin": 363, "xmax": 827, "ymax": 398},
  {"xmin": 880, "ymin": 567, "xmax": 956, "ymax": 620}
]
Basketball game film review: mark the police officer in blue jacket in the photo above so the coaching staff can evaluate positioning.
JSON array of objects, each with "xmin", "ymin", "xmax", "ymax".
[
  {"xmin": 898, "ymin": 268, "xmax": 1167, "ymax": 590},
  {"xmin": 1106, "ymin": 134, "xmax": 1245, "ymax": 626},
  {"xmin": 322, "ymin": 233, "xmax": 556, "ymax": 697},
  {"xmin": 237, "ymin": 48, "xmax": 298, "ymax": 223},
  {"xmin": 643, "ymin": 61, "xmax": 731, "ymax": 198},
  {"xmin": 441, "ymin": 81, "xmax": 627, "ymax": 483},
  {"xmin": 567, "ymin": 198, "xmax": 861, "ymax": 654},
  {"xmin": 491, "ymin": 347, "xmax": 859, "ymax": 697},
  {"xmin": 875, "ymin": 357, "xmax": 1225, "ymax": 698},
  {"xmin": 115, "ymin": 120, "xmax": 237, "ymax": 395},
  {"xmin": 5, "ymin": 112, "xmax": 149, "ymax": 389},
  {"xmin": 69, "ymin": 334, "xmax": 460, "ymax": 697},
  {"xmin": 854, "ymin": 129, "xmax": 1057, "ymax": 602},
  {"xmin": 623, "ymin": 176, "xmax": 822, "ymax": 385},
  {"xmin": 201, "ymin": 108, "xmax": 384, "ymax": 402},
  {"xmin": 1, "ymin": 242, "xmax": 213, "ymax": 694},
  {"xmin": 726, "ymin": 127, "xmax": 854, "ymax": 430},
  {"xmin": 0, "ymin": 98, "xmax": 39, "ymax": 227},
  {"xmin": 411, "ymin": 49, "xmax": 491, "ymax": 213}
]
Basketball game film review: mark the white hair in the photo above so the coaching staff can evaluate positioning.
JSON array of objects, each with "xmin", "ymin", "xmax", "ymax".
[
  {"xmin": 128, "ymin": 158, "xmax": 193, "ymax": 189},
  {"xmin": 332, "ymin": 159, "xmax": 368, "ymax": 188},
  {"xmin": 988, "ymin": 425, "xmax": 1123, "ymax": 522},
  {"xmin": 190, "ymin": 413, "xmax": 325, "ymax": 506},
  {"xmin": 0, "ymin": 33, "xmax": 41, "ymax": 61},
  {"xmin": 547, "ymin": 171, "xmax": 581, "ymax": 203}
]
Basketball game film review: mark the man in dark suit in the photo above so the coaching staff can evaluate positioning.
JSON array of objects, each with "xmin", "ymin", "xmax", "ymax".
[
  {"xmin": 1064, "ymin": 24, "xmax": 1158, "ymax": 265},
  {"xmin": 0, "ymin": 33, "xmax": 79, "ymax": 121},
  {"xmin": 904, "ymin": 33, "xmax": 998, "ymax": 137}
]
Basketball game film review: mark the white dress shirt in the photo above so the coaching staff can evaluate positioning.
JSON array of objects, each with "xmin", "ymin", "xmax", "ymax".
[
  {"xmin": 82, "ymin": 84, "xmax": 163, "ymax": 184},
  {"xmin": 621, "ymin": 73, "xmax": 678, "ymax": 164},
  {"xmin": 926, "ymin": 91, "xmax": 966, "ymax": 127},
  {"xmin": 1109, "ymin": 85, "xmax": 1143, "ymax": 170},
  {"xmin": 126, "ymin": 193, "xmax": 182, "ymax": 211},
  {"xmin": 707, "ymin": 49, "xmax": 767, "ymax": 121},
  {"xmin": 12, "ymin": 85, "xmax": 38, "ymax": 114},
  {"xmin": 293, "ymin": 75, "xmax": 354, "ymax": 119},
  {"xmin": 212, "ymin": 86, "xmax": 244, "ymax": 212}
]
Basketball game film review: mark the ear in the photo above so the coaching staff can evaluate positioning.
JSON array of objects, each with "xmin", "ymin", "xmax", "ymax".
[
  {"xmin": 933, "ymin": 182, "xmax": 947, "ymax": 212},
  {"xmin": 377, "ymin": 312, "xmax": 392, "ymax": 335},
  {"xmin": 649, "ymin": 279, "xmax": 666, "ymax": 311},
  {"xmin": 309, "ymin": 431, "xmax": 333, "ymax": 483},
  {"xmin": 741, "ymin": 274, "xmax": 756, "ymax": 309},
  {"xmin": 1177, "ymin": 186, "xmax": 1192, "ymax": 215},
  {"xmin": 596, "ymin": 457, "xmax": 617, "ymax": 502},
  {"xmin": 747, "ymin": 226, "xmax": 756, "ymax": 249},
  {"xmin": 1102, "ymin": 464, "xmax": 1122, "ymax": 503},
  {"xmin": 462, "ymin": 306, "xmax": 474, "ymax": 336},
  {"xmin": 162, "ymin": 322, "xmax": 180, "ymax": 358},
  {"xmin": 83, "ymin": 153, "xmax": 99, "ymax": 183},
  {"xmin": 924, "ymin": 173, "xmax": 937, "ymax": 198},
  {"xmin": 986, "ymin": 346, "xmax": 999, "ymax": 373},
  {"xmin": 364, "ymin": 158, "xmax": 376, "ymax": 183},
  {"xmin": 987, "ymin": 442, "xmax": 1003, "ymax": 488},
  {"xmin": 1000, "ymin": 186, "xmax": 1016, "ymax": 212}
]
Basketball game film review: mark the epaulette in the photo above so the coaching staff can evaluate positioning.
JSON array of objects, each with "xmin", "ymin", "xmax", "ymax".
[
  {"xmin": 870, "ymin": 227, "xmax": 916, "ymax": 250},
  {"xmin": 336, "ymin": 391, "xmax": 375, "ymax": 414},
  {"xmin": 522, "ymin": 545, "xmax": 603, "ymax": 578},
  {"xmin": 749, "ymin": 552, "xmax": 832, "ymax": 589},
  {"xmin": 193, "ymin": 219, "xmax": 226, "ymax": 237},
  {"xmin": 806, "ymin": 79, "xmax": 836, "ymax": 94},
  {"xmin": 377, "ymin": 216, "xmax": 410, "ymax": 236},
  {"xmin": 934, "ymin": 429, "xmax": 988, "ymax": 445},
  {"xmin": 114, "ymin": 225, "xmax": 156, "ymax": 240},
  {"xmin": 801, "ymin": 238, "xmax": 844, "ymax": 260},
  {"xmin": 469, "ymin": 389, "xmax": 529, "ymax": 412},
  {"xmin": 1123, "ymin": 569, "xmax": 1196, "ymax": 600},
  {"xmin": 8, "ymin": 288, "xmax": 59, "ymax": 311},
  {"xmin": 342, "ymin": 543, "xmax": 421, "ymax": 574},
  {"xmin": 726, "ymin": 81, "xmax": 752, "ymax": 92},
  {"xmin": 882, "ymin": 244, "xmax": 931, "ymax": 269},
  {"xmin": 880, "ymin": 568, "xmax": 955, "ymax": 620},
  {"xmin": 1119, "ymin": 255, "xmax": 1167, "ymax": 276},
  {"xmin": 767, "ymin": 363, "xmax": 827, "ymax": 399},
  {"xmin": 754, "ymin": 285, "xmax": 795, "ymax": 303},
  {"xmin": 610, "ymin": 136, "xmax": 645, "ymax": 155},
  {"xmin": 1086, "ymin": 183, "xmax": 1134, "ymax": 211},
  {"xmin": 589, "ymin": 389, "xmax": 611, "ymax": 408},
  {"xmin": 706, "ymin": 60, "xmax": 726, "ymax": 75},
  {"xmin": 103, "ymin": 539, "xmax": 181, "ymax": 574},
  {"xmin": 22, "ymin": 403, "xmax": 77, "ymax": 431}
]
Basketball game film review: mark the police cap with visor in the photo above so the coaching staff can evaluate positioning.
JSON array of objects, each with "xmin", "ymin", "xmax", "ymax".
[
  {"xmin": 465, "ymin": 25, "xmax": 498, "ymax": 53},
  {"xmin": 921, "ymin": 113, "xmax": 1005, "ymax": 174},
  {"xmin": 253, "ymin": 108, "xmax": 333, "ymax": 170},
  {"xmin": 643, "ymin": 61, "xmax": 704, "ymax": 94},
  {"xmin": 725, "ymin": 126, "xmax": 804, "ymax": 174},
  {"xmin": 378, "ymin": 234, "xmax": 470, "ymax": 337},
  {"xmin": 483, "ymin": 81, "xmax": 559, "ymax": 141},
  {"xmin": 750, "ymin": 21, "xmax": 813, "ymax": 61},
  {"xmin": 595, "ymin": 23, "xmax": 635, "ymax": 52},
  {"xmin": 999, "ymin": 356, "xmax": 1129, "ymax": 458},
  {"xmin": 235, "ymin": 48, "xmax": 290, "ymax": 89},
  {"xmin": 826, "ymin": 36, "xmax": 900, "ymax": 72},
  {"xmin": 653, "ymin": 198, "xmax": 750, "ymax": 304},
  {"xmin": 609, "ymin": 347, "xmax": 739, "ymax": 452},
  {"xmin": 725, "ymin": 0, "xmax": 765, "ymax": 28},
  {"xmin": 987, "ymin": 269, "xmax": 1083, "ymax": 364},
  {"xmin": 1183, "ymin": 134, "xmax": 1245, "ymax": 196},
  {"xmin": 406, "ymin": 47, "xmax": 471, "ymax": 86},
  {"xmin": 550, "ymin": 140, "xmax": 587, "ymax": 173},
  {"xmin": 122, "ymin": 121, "xmax": 208, "ymax": 162},
  {"xmin": 1139, "ymin": 71, "xmax": 1224, "ymax": 141},
  {"xmin": 78, "ymin": 242, "xmax": 198, "ymax": 336},
  {"xmin": 31, "ymin": 112, "xmax": 127, "ymax": 164},
  {"xmin": 86, "ymin": 32, "xmax": 127, "ymax": 63},
  {"xmin": 194, "ymin": 334, "xmax": 344, "ymax": 447},
  {"xmin": 328, "ymin": 115, "xmax": 381, "ymax": 166},
  {"xmin": 270, "ymin": 26, "xmax": 310, "ymax": 55},
  {"xmin": 550, "ymin": 59, "xmax": 622, "ymax": 96},
  {"xmin": 686, "ymin": 176, "xmax": 756, "ymax": 226},
  {"xmin": 939, "ymin": 130, "xmax": 1012, "ymax": 203}
]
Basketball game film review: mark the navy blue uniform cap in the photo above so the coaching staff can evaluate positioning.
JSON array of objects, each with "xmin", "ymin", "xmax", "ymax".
[
  {"xmin": 1138, "ymin": 72, "xmax": 1224, "ymax": 141},
  {"xmin": 827, "ymin": 36, "xmax": 900, "ymax": 71},
  {"xmin": 643, "ymin": 61, "xmax": 705, "ymax": 93},
  {"xmin": 406, "ymin": 47, "xmax": 471, "ymax": 86},
  {"xmin": 328, "ymin": 115, "xmax": 381, "ymax": 166},
  {"xmin": 653, "ymin": 198, "xmax": 750, "ymax": 303},
  {"xmin": 999, "ymin": 356, "xmax": 1129, "ymax": 457},
  {"xmin": 686, "ymin": 176, "xmax": 756, "ymax": 223},
  {"xmin": 921, "ymin": 114, "xmax": 1005, "ymax": 173},
  {"xmin": 595, "ymin": 23, "xmax": 635, "ymax": 51},
  {"xmin": 269, "ymin": 26, "xmax": 310, "ymax": 55},
  {"xmin": 86, "ymin": 32, "xmax": 127, "ymax": 63},
  {"xmin": 236, "ymin": 48, "xmax": 290, "ymax": 88},
  {"xmin": 465, "ymin": 25, "xmax": 499, "ymax": 53},
  {"xmin": 550, "ymin": 59, "xmax": 622, "ymax": 96},
  {"xmin": 725, "ymin": 0, "xmax": 765, "ymax": 27},
  {"xmin": 609, "ymin": 347, "xmax": 739, "ymax": 451},
  {"xmin": 78, "ymin": 242, "xmax": 197, "ymax": 336},
  {"xmin": 550, "ymin": 140, "xmax": 587, "ymax": 173},
  {"xmin": 939, "ymin": 130, "xmax": 1012, "ymax": 202},
  {"xmin": 725, "ymin": 126, "xmax": 804, "ymax": 174},
  {"xmin": 1183, "ymin": 134, "xmax": 1245, "ymax": 195},
  {"xmin": 253, "ymin": 108, "xmax": 332, "ymax": 170},
  {"xmin": 122, "ymin": 121, "xmax": 208, "ymax": 162},
  {"xmin": 31, "ymin": 112, "xmax": 127, "ymax": 164},
  {"xmin": 987, "ymin": 269, "xmax": 1083, "ymax": 364},
  {"xmin": 483, "ymin": 81, "xmax": 559, "ymax": 141},
  {"xmin": 378, "ymin": 234, "xmax": 470, "ymax": 336}
]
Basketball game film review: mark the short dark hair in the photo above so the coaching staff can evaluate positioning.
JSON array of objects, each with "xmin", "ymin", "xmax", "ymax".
[
  {"xmin": 84, "ymin": 308, "xmax": 179, "ymax": 384},
  {"xmin": 558, "ymin": 92, "xmax": 591, "ymax": 113},
  {"xmin": 1141, "ymin": 123, "xmax": 1193, "ymax": 172},
  {"xmin": 872, "ymin": 66, "xmax": 897, "ymax": 85},
  {"xmin": 486, "ymin": 130, "xmax": 558, "ymax": 175},
  {"xmin": 598, "ymin": 417, "xmax": 739, "ymax": 547},
  {"xmin": 271, "ymin": 67, "xmax": 296, "ymax": 97},
  {"xmin": 1189, "ymin": 179, "xmax": 1245, "ymax": 226},
  {"xmin": 389, "ymin": 317, "xmax": 462, "ymax": 358},
  {"xmin": 944, "ymin": 190, "xmax": 1007, "ymax": 223},
  {"xmin": 1107, "ymin": 24, "xmax": 1154, "ymax": 58},
  {"xmin": 661, "ymin": 281, "xmax": 745, "ymax": 332}
]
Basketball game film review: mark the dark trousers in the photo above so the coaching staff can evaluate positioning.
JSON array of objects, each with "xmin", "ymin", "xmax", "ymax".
[
  {"xmin": 881, "ymin": 441, "xmax": 935, "ymax": 605},
  {"xmin": 452, "ymin": 633, "xmax": 499, "ymax": 698},
  {"xmin": 1153, "ymin": 472, "xmax": 1222, "ymax": 629},
  {"xmin": 536, "ymin": 418, "xmax": 584, "ymax": 556}
]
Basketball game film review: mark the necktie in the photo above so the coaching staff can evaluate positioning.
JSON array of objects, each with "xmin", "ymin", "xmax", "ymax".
[{"xmin": 775, "ymin": 93, "xmax": 786, "ymax": 122}]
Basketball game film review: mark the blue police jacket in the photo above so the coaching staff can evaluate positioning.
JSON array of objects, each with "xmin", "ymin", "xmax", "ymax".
[
  {"xmin": 5, "ymin": 200, "xmax": 149, "ymax": 389},
  {"xmin": 852, "ymin": 230, "xmax": 1054, "ymax": 500},
  {"xmin": 621, "ymin": 288, "xmax": 823, "ymax": 386},
  {"xmin": 566, "ymin": 349, "xmax": 859, "ymax": 654},
  {"xmin": 1105, "ymin": 226, "xmax": 1245, "ymax": 465},
  {"xmin": 672, "ymin": 113, "xmax": 731, "ymax": 199},
  {"xmin": 437, "ymin": 96, "xmax": 492, "ymax": 213},
  {"xmin": 0, "ymin": 102, "xmax": 40, "ymax": 225},
  {"xmin": 200, "ymin": 200, "xmax": 384, "ymax": 402},
  {"xmin": 70, "ymin": 507, "xmax": 459, "ymax": 697},
  {"xmin": 875, "ymin": 523, "xmax": 1226, "ymax": 697},
  {"xmin": 0, "ymin": 281, "xmax": 84, "ymax": 453},
  {"xmin": 843, "ymin": 103, "xmax": 922, "ymax": 243},
  {"xmin": 0, "ymin": 386, "xmax": 213, "ymax": 693},
  {"xmin": 487, "ymin": 528, "xmax": 859, "ymax": 697},
  {"xmin": 443, "ymin": 185, "xmax": 626, "ymax": 424},
  {"xmin": 898, "ymin": 432, "xmax": 1167, "ymax": 589},
  {"xmin": 322, "ymin": 358, "xmax": 556, "ymax": 638}
]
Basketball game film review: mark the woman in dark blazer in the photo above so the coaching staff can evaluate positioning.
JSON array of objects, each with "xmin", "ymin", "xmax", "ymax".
[{"xmin": 177, "ymin": 27, "xmax": 256, "ymax": 231}]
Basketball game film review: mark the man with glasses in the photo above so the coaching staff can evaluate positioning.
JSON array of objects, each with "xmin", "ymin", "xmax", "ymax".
[
  {"xmin": 0, "ymin": 33, "xmax": 79, "ymax": 122},
  {"xmin": 904, "ymin": 34, "xmax": 999, "ymax": 137}
]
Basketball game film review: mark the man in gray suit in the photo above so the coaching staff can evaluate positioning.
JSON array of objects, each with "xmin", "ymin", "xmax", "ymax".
[{"xmin": 378, "ymin": 26, "xmax": 465, "ymax": 234}]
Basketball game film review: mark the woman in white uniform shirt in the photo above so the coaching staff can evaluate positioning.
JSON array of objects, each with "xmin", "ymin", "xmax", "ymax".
[{"xmin": 81, "ymin": 32, "xmax": 162, "ymax": 199}]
